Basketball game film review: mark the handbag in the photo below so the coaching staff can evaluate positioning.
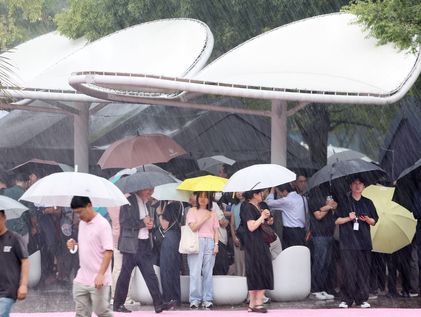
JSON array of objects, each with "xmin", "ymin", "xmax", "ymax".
[
  {"xmin": 260, "ymin": 222, "xmax": 277, "ymax": 244},
  {"xmin": 178, "ymin": 225, "xmax": 199, "ymax": 254}
]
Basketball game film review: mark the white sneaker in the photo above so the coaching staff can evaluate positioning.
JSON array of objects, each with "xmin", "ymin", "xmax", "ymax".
[
  {"xmin": 312, "ymin": 292, "xmax": 327, "ymax": 300},
  {"xmin": 360, "ymin": 301, "xmax": 371, "ymax": 308},
  {"xmin": 202, "ymin": 301, "xmax": 213, "ymax": 309},
  {"xmin": 320, "ymin": 291, "xmax": 334, "ymax": 300},
  {"xmin": 338, "ymin": 301, "xmax": 348, "ymax": 308}
]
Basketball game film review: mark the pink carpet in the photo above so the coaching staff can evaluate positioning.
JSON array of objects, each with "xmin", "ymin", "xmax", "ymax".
[{"xmin": 10, "ymin": 309, "xmax": 421, "ymax": 317}]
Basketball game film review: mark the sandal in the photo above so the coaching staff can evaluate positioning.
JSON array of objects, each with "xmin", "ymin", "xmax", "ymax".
[{"xmin": 248, "ymin": 305, "xmax": 268, "ymax": 313}]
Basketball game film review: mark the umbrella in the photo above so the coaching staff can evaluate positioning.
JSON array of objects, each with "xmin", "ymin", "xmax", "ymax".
[
  {"xmin": 109, "ymin": 164, "xmax": 176, "ymax": 184},
  {"xmin": 363, "ymin": 185, "xmax": 416, "ymax": 254},
  {"xmin": 0, "ymin": 195, "xmax": 28, "ymax": 220},
  {"xmin": 392, "ymin": 158, "xmax": 421, "ymax": 212},
  {"xmin": 177, "ymin": 175, "xmax": 228, "ymax": 192},
  {"xmin": 152, "ymin": 182, "xmax": 191, "ymax": 202},
  {"xmin": 223, "ymin": 164, "xmax": 296, "ymax": 192},
  {"xmin": 307, "ymin": 159, "xmax": 387, "ymax": 194},
  {"xmin": 327, "ymin": 150, "xmax": 373, "ymax": 164},
  {"xmin": 10, "ymin": 159, "xmax": 73, "ymax": 176},
  {"xmin": 19, "ymin": 172, "xmax": 129, "ymax": 208},
  {"xmin": 197, "ymin": 155, "xmax": 235, "ymax": 174},
  {"xmin": 115, "ymin": 171, "xmax": 176, "ymax": 194},
  {"xmin": 98, "ymin": 134, "xmax": 187, "ymax": 169}
]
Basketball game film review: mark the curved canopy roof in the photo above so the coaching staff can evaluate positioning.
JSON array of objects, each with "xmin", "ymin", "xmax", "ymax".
[
  {"xmin": 70, "ymin": 13, "xmax": 421, "ymax": 105},
  {"xmin": 1, "ymin": 31, "xmax": 87, "ymax": 87},
  {"xmin": 2, "ymin": 19, "xmax": 213, "ymax": 101}
]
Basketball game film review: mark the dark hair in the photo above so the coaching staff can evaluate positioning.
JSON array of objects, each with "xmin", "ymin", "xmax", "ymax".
[
  {"xmin": 243, "ymin": 189, "xmax": 263, "ymax": 201},
  {"xmin": 13, "ymin": 173, "xmax": 28, "ymax": 183},
  {"xmin": 195, "ymin": 191, "xmax": 213, "ymax": 210},
  {"xmin": 0, "ymin": 210, "xmax": 4, "ymax": 217},
  {"xmin": 349, "ymin": 175, "xmax": 366, "ymax": 185},
  {"xmin": 70, "ymin": 196, "xmax": 92, "ymax": 209},
  {"xmin": 276, "ymin": 183, "xmax": 293, "ymax": 193}
]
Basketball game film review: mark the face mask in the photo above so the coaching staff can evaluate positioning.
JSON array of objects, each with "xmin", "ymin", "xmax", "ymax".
[{"xmin": 214, "ymin": 192, "xmax": 222, "ymax": 201}]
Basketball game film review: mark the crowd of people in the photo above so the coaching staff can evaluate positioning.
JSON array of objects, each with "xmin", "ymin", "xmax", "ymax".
[{"xmin": 2, "ymin": 165, "xmax": 421, "ymax": 316}]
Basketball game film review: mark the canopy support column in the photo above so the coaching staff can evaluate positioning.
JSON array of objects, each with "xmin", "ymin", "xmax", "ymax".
[
  {"xmin": 74, "ymin": 102, "xmax": 90, "ymax": 173},
  {"xmin": 271, "ymin": 100, "xmax": 287, "ymax": 166}
]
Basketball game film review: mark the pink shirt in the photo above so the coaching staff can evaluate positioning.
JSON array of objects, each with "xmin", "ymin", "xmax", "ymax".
[
  {"xmin": 186, "ymin": 207, "xmax": 219, "ymax": 238},
  {"xmin": 75, "ymin": 213, "xmax": 113, "ymax": 287}
]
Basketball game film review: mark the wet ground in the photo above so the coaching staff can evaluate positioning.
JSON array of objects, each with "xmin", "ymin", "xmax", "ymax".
[{"xmin": 12, "ymin": 282, "xmax": 421, "ymax": 313}]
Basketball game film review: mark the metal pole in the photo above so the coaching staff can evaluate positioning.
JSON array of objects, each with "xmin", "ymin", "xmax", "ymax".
[
  {"xmin": 73, "ymin": 102, "xmax": 90, "ymax": 173},
  {"xmin": 271, "ymin": 100, "xmax": 287, "ymax": 166}
]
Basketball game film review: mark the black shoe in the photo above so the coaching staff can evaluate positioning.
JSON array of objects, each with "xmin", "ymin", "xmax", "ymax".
[
  {"xmin": 113, "ymin": 305, "xmax": 132, "ymax": 313},
  {"xmin": 155, "ymin": 299, "xmax": 177, "ymax": 313}
]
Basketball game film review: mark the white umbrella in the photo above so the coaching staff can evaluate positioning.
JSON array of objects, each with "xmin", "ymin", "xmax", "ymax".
[
  {"xmin": 20, "ymin": 172, "xmax": 129, "ymax": 208},
  {"xmin": 197, "ymin": 155, "xmax": 235, "ymax": 174},
  {"xmin": 223, "ymin": 164, "xmax": 296, "ymax": 192},
  {"xmin": 0, "ymin": 195, "xmax": 28, "ymax": 220},
  {"xmin": 152, "ymin": 182, "xmax": 191, "ymax": 202}
]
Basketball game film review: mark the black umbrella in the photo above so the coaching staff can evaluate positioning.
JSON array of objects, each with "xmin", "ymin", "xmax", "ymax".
[
  {"xmin": 115, "ymin": 171, "xmax": 177, "ymax": 194},
  {"xmin": 392, "ymin": 158, "xmax": 421, "ymax": 212},
  {"xmin": 307, "ymin": 159, "xmax": 388, "ymax": 196}
]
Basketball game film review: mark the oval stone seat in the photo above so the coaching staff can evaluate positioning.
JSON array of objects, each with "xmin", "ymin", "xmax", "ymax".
[
  {"xmin": 28, "ymin": 250, "xmax": 41, "ymax": 288},
  {"xmin": 267, "ymin": 245, "xmax": 311, "ymax": 301},
  {"xmin": 212, "ymin": 275, "xmax": 248, "ymax": 305},
  {"xmin": 128, "ymin": 265, "xmax": 161, "ymax": 305}
]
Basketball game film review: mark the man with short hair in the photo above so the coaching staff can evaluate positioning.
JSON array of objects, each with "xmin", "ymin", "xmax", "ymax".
[
  {"xmin": 334, "ymin": 176, "xmax": 378, "ymax": 309},
  {"xmin": 266, "ymin": 183, "xmax": 307, "ymax": 249},
  {"xmin": 113, "ymin": 188, "xmax": 176, "ymax": 313},
  {"xmin": 0, "ymin": 209, "xmax": 29, "ymax": 317},
  {"xmin": 67, "ymin": 196, "xmax": 114, "ymax": 317}
]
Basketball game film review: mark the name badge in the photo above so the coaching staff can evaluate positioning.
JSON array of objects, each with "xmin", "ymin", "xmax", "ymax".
[
  {"xmin": 353, "ymin": 222, "xmax": 359, "ymax": 231},
  {"xmin": 3, "ymin": 246, "xmax": 12, "ymax": 252}
]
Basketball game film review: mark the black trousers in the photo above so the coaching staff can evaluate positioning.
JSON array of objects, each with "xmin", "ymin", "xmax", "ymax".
[
  {"xmin": 341, "ymin": 249, "xmax": 371, "ymax": 306},
  {"xmin": 282, "ymin": 226, "xmax": 305, "ymax": 249},
  {"xmin": 114, "ymin": 239, "xmax": 163, "ymax": 309}
]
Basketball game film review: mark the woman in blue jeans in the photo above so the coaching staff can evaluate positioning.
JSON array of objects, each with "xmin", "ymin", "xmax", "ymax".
[{"xmin": 186, "ymin": 192, "xmax": 219, "ymax": 309}]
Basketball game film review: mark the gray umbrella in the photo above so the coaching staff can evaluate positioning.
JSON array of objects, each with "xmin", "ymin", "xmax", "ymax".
[
  {"xmin": 115, "ymin": 171, "xmax": 177, "ymax": 194},
  {"xmin": 307, "ymin": 159, "xmax": 387, "ymax": 195}
]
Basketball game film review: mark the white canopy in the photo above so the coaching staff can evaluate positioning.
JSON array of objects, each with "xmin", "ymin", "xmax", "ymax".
[{"xmin": 70, "ymin": 13, "xmax": 421, "ymax": 105}]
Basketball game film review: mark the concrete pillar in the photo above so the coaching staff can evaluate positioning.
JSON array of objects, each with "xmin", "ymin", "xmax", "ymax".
[
  {"xmin": 73, "ymin": 102, "xmax": 90, "ymax": 173},
  {"xmin": 271, "ymin": 100, "xmax": 287, "ymax": 166}
]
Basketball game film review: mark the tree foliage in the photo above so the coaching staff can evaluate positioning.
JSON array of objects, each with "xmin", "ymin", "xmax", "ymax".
[
  {"xmin": 343, "ymin": 0, "xmax": 421, "ymax": 53},
  {"xmin": 0, "ymin": 0, "xmax": 65, "ymax": 51}
]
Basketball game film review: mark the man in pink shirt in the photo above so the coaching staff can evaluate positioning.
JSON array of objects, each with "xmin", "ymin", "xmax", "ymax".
[{"xmin": 67, "ymin": 196, "xmax": 114, "ymax": 317}]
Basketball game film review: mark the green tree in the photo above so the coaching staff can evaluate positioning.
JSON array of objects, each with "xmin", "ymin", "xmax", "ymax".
[
  {"xmin": 0, "ymin": 0, "xmax": 66, "ymax": 51},
  {"xmin": 343, "ymin": 0, "xmax": 421, "ymax": 53}
]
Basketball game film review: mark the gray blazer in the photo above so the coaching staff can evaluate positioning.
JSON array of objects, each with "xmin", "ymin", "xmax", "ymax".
[{"xmin": 118, "ymin": 195, "xmax": 149, "ymax": 254}]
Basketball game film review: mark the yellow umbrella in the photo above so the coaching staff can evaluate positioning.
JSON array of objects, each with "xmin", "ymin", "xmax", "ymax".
[
  {"xmin": 362, "ymin": 185, "xmax": 416, "ymax": 254},
  {"xmin": 177, "ymin": 175, "xmax": 228, "ymax": 192}
]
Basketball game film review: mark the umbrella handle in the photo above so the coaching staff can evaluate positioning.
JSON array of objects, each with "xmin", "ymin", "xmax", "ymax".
[{"xmin": 70, "ymin": 244, "xmax": 78, "ymax": 254}]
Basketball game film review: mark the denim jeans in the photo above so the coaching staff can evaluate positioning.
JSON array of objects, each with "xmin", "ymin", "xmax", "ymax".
[
  {"xmin": 0, "ymin": 297, "xmax": 15, "ymax": 317},
  {"xmin": 187, "ymin": 237, "xmax": 215, "ymax": 304},
  {"xmin": 311, "ymin": 236, "xmax": 333, "ymax": 292}
]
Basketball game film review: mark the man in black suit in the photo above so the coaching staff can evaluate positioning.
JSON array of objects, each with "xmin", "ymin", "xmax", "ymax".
[{"xmin": 113, "ymin": 188, "xmax": 176, "ymax": 313}]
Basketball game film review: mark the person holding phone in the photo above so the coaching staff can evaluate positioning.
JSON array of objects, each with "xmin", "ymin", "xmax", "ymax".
[{"xmin": 334, "ymin": 176, "xmax": 378, "ymax": 309}]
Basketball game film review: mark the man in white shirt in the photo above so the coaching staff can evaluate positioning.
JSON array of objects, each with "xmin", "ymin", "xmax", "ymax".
[{"xmin": 266, "ymin": 183, "xmax": 307, "ymax": 249}]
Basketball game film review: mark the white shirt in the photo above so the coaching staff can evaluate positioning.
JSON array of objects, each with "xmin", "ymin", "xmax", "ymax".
[
  {"xmin": 136, "ymin": 194, "xmax": 149, "ymax": 240},
  {"xmin": 266, "ymin": 191, "xmax": 306, "ymax": 228}
]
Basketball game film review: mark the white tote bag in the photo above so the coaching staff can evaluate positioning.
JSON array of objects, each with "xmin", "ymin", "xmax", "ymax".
[{"xmin": 179, "ymin": 225, "xmax": 199, "ymax": 254}]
